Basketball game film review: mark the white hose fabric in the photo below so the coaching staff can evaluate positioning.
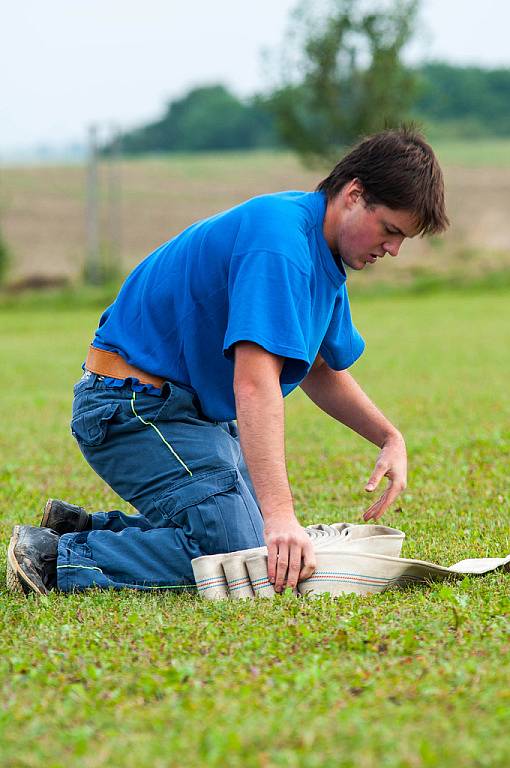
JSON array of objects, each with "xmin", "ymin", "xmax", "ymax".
[{"xmin": 191, "ymin": 523, "xmax": 510, "ymax": 600}]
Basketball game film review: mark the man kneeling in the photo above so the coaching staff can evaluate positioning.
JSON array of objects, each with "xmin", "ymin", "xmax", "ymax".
[{"xmin": 8, "ymin": 127, "xmax": 448, "ymax": 596}]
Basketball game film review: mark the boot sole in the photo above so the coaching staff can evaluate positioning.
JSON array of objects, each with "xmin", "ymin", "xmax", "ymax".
[{"xmin": 6, "ymin": 526, "xmax": 47, "ymax": 596}]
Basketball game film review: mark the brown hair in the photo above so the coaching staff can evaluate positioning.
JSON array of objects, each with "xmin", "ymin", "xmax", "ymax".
[{"xmin": 316, "ymin": 126, "xmax": 449, "ymax": 235}]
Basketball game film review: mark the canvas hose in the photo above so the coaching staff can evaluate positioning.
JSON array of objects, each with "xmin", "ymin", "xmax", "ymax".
[{"xmin": 192, "ymin": 522, "xmax": 510, "ymax": 600}]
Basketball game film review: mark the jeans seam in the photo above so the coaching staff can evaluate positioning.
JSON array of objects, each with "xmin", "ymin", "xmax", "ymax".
[{"xmin": 130, "ymin": 390, "xmax": 193, "ymax": 477}]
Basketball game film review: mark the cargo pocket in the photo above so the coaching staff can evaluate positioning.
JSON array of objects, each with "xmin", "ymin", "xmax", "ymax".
[
  {"xmin": 153, "ymin": 468, "xmax": 240, "ymax": 555},
  {"xmin": 71, "ymin": 403, "xmax": 120, "ymax": 447}
]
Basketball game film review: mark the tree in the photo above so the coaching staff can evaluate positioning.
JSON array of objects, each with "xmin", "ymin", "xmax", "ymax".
[
  {"xmin": 118, "ymin": 85, "xmax": 280, "ymax": 154},
  {"xmin": 414, "ymin": 63, "xmax": 510, "ymax": 137},
  {"xmin": 269, "ymin": 0, "xmax": 420, "ymax": 164}
]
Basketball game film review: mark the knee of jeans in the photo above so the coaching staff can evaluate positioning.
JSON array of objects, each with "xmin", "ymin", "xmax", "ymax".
[{"xmin": 152, "ymin": 468, "xmax": 264, "ymax": 554}]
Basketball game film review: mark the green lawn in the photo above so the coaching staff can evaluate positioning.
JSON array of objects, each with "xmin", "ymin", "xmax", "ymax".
[
  {"xmin": 112, "ymin": 138, "xmax": 510, "ymax": 170},
  {"xmin": 1, "ymin": 289, "xmax": 509, "ymax": 767},
  {"xmin": 433, "ymin": 137, "xmax": 510, "ymax": 167}
]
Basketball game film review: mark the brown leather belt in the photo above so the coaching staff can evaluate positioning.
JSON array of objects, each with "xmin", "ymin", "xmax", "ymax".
[{"xmin": 85, "ymin": 346, "xmax": 165, "ymax": 389}]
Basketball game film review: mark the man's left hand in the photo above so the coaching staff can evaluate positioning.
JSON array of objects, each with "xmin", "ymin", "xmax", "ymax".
[{"xmin": 363, "ymin": 432, "xmax": 407, "ymax": 521}]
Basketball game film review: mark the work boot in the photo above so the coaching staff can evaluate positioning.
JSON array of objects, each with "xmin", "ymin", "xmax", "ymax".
[
  {"xmin": 7, "ymin": 526, "xmax": 59, "ymax": 595},
  {"xmin": 40, "ymin": 498, "xmax": 91, "ymax": 535}
]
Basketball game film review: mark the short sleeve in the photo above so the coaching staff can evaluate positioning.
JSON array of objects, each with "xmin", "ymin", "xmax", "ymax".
[
  {"xmin": 319, "ymin": 285, "xmax": 365, "ymax": 370},
  {"xmin": 223, "ymin": 250, "xmax": 312, "ymax": 384}
]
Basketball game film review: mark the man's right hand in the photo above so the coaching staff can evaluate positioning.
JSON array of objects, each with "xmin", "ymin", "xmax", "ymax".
[
  {"xmin": 233, "ymin": 342, "xmax": 316, "ymax": 592},
  {"xmin": 264, "ymin": 515, "xmax": 316, "ymax": 593}
]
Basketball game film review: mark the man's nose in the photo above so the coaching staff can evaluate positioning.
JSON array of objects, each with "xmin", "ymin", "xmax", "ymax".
[{"xmin": 383, "ymin": 236, "xmax": 404, "ymax": 257}]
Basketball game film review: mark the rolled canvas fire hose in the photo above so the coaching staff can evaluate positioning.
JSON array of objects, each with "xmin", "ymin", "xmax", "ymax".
[{"xmin": 192, "ymin": 523, "xmax": 510, "ymax": 600}]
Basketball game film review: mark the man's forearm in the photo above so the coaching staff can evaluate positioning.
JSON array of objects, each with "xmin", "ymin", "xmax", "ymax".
[
  {"xmin": 300, "ymin": 365, "xmax": 401, "ymax": 447},
  {"xmin": 301, "ymin": 363, "xmax": 407, "ymax": 521},
  {"xmin": 234, "ymin": 380, "xmax": 294, "ymax": 520},
  {"xmin": 233, "ymin": 342, "xmax": 316, "ymax": 589}
]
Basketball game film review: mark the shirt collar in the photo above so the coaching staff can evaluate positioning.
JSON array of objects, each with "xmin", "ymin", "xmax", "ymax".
[{"xmin": 312, "ymin": 191, "xmax": 347, "ymax": 288}]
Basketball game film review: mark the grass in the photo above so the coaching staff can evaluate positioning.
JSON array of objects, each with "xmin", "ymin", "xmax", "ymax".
[
  {"xmin": 433, "ymin": 137, "xmax": 510, "ymax": 167},
  {"xmin": 1, "ymin": 288, "xmax": 509, "ymax": 767}
]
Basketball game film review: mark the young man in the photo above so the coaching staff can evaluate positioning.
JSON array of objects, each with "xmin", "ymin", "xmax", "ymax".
[{"xmin": 8, "ymin": 128, "xmax": 448, "ymax": 597}]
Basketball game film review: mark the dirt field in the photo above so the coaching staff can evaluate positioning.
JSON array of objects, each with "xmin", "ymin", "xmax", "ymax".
[{"xmin": 2, "ymin": 145, "xmax": 510, "ymax": 286}]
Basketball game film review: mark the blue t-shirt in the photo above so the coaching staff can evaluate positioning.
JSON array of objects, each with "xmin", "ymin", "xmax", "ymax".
[{"xmin": 92, "ymin": 191, "xmax": 365, "ymax": 421}]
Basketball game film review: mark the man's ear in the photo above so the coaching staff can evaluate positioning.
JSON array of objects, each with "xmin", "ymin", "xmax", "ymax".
[{"xmin": 343, "ymin": 178, "xmax": 364, "ymax": 210}]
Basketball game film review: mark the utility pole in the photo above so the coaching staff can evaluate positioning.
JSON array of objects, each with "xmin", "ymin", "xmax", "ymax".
[
  {"xmin": 0, "ymin": 159, "xmax": 9, "ymax": 285},
  {"xmin": 85, "ymin": 124, "xmax": 100, "ymax": 283},
  {"xmin": 84, "ymin": 123, "xmax": 123, "ymax": 284},
  {"xmin": 106, "ymin": 123, "xmax": 122, "ymax": 280}
]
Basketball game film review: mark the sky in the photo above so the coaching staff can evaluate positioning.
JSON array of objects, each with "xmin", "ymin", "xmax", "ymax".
[{"xmin": 1, "ymin": 0, "xmax": 509, "ymax": 154}]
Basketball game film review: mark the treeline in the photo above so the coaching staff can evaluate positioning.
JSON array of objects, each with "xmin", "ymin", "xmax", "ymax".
[
  {"xmin": 115, "ymin": 63, "xmax": 510, "ymax": 155},
  {"xmin": 415, "ymin": 63, "xmax": 510, "ymax": 137},
  {"xmin": 119, "ymin": 86, "xmax": 281, "ymax": 154}
]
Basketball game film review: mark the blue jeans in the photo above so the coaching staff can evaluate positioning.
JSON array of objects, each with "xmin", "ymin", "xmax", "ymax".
[{"xmin": 57, "ymin": 373, "xmax": 264, "ymax": 592}]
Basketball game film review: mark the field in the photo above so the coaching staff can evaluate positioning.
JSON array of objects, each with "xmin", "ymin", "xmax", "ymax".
[
  {"xmin": 1, "ymin": 288, "xmax": 509, "ymax": 767},
  {"xmin": 3, "ymin": 140, "xmax": 510, "ymax": 287}
]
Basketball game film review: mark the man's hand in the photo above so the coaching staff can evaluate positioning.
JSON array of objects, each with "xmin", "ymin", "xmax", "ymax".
[
  {"xmin": 301, "ymin": 365, "xmax": 408, "ymax": 522},
  {"xmin": 265, "ymin": 515, "xmax": 316, "ymax": 592},
  {"xmin": 363, "ymin": 432, "xmax": 407, "ymax": 521}
]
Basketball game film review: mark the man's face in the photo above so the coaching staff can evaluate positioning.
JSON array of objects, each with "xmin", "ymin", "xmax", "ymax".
[{"xmin": 323, "ymin": 182, "xmax": 420, "ymax": 270}]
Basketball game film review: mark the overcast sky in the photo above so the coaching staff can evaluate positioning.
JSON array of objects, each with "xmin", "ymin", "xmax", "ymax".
[{"xmin": 1, "ymin": 0, "xmax": 508, "ymax": 152}]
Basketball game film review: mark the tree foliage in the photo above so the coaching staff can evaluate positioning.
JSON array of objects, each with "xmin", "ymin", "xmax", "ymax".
[
  {"xmin": 268, "ymin": 0, "xmax": 419, "ymax": 164},
  {"xmin": 119, "ymin": 85, "xmax": 279, "ymax": 154},
  {"xmin": 112, "ymin": 57, "xmax": 510, "ymax": 156},
  {"xmin": 415, "ymin": 63, "xmax": 510, "ymax": 137}
]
